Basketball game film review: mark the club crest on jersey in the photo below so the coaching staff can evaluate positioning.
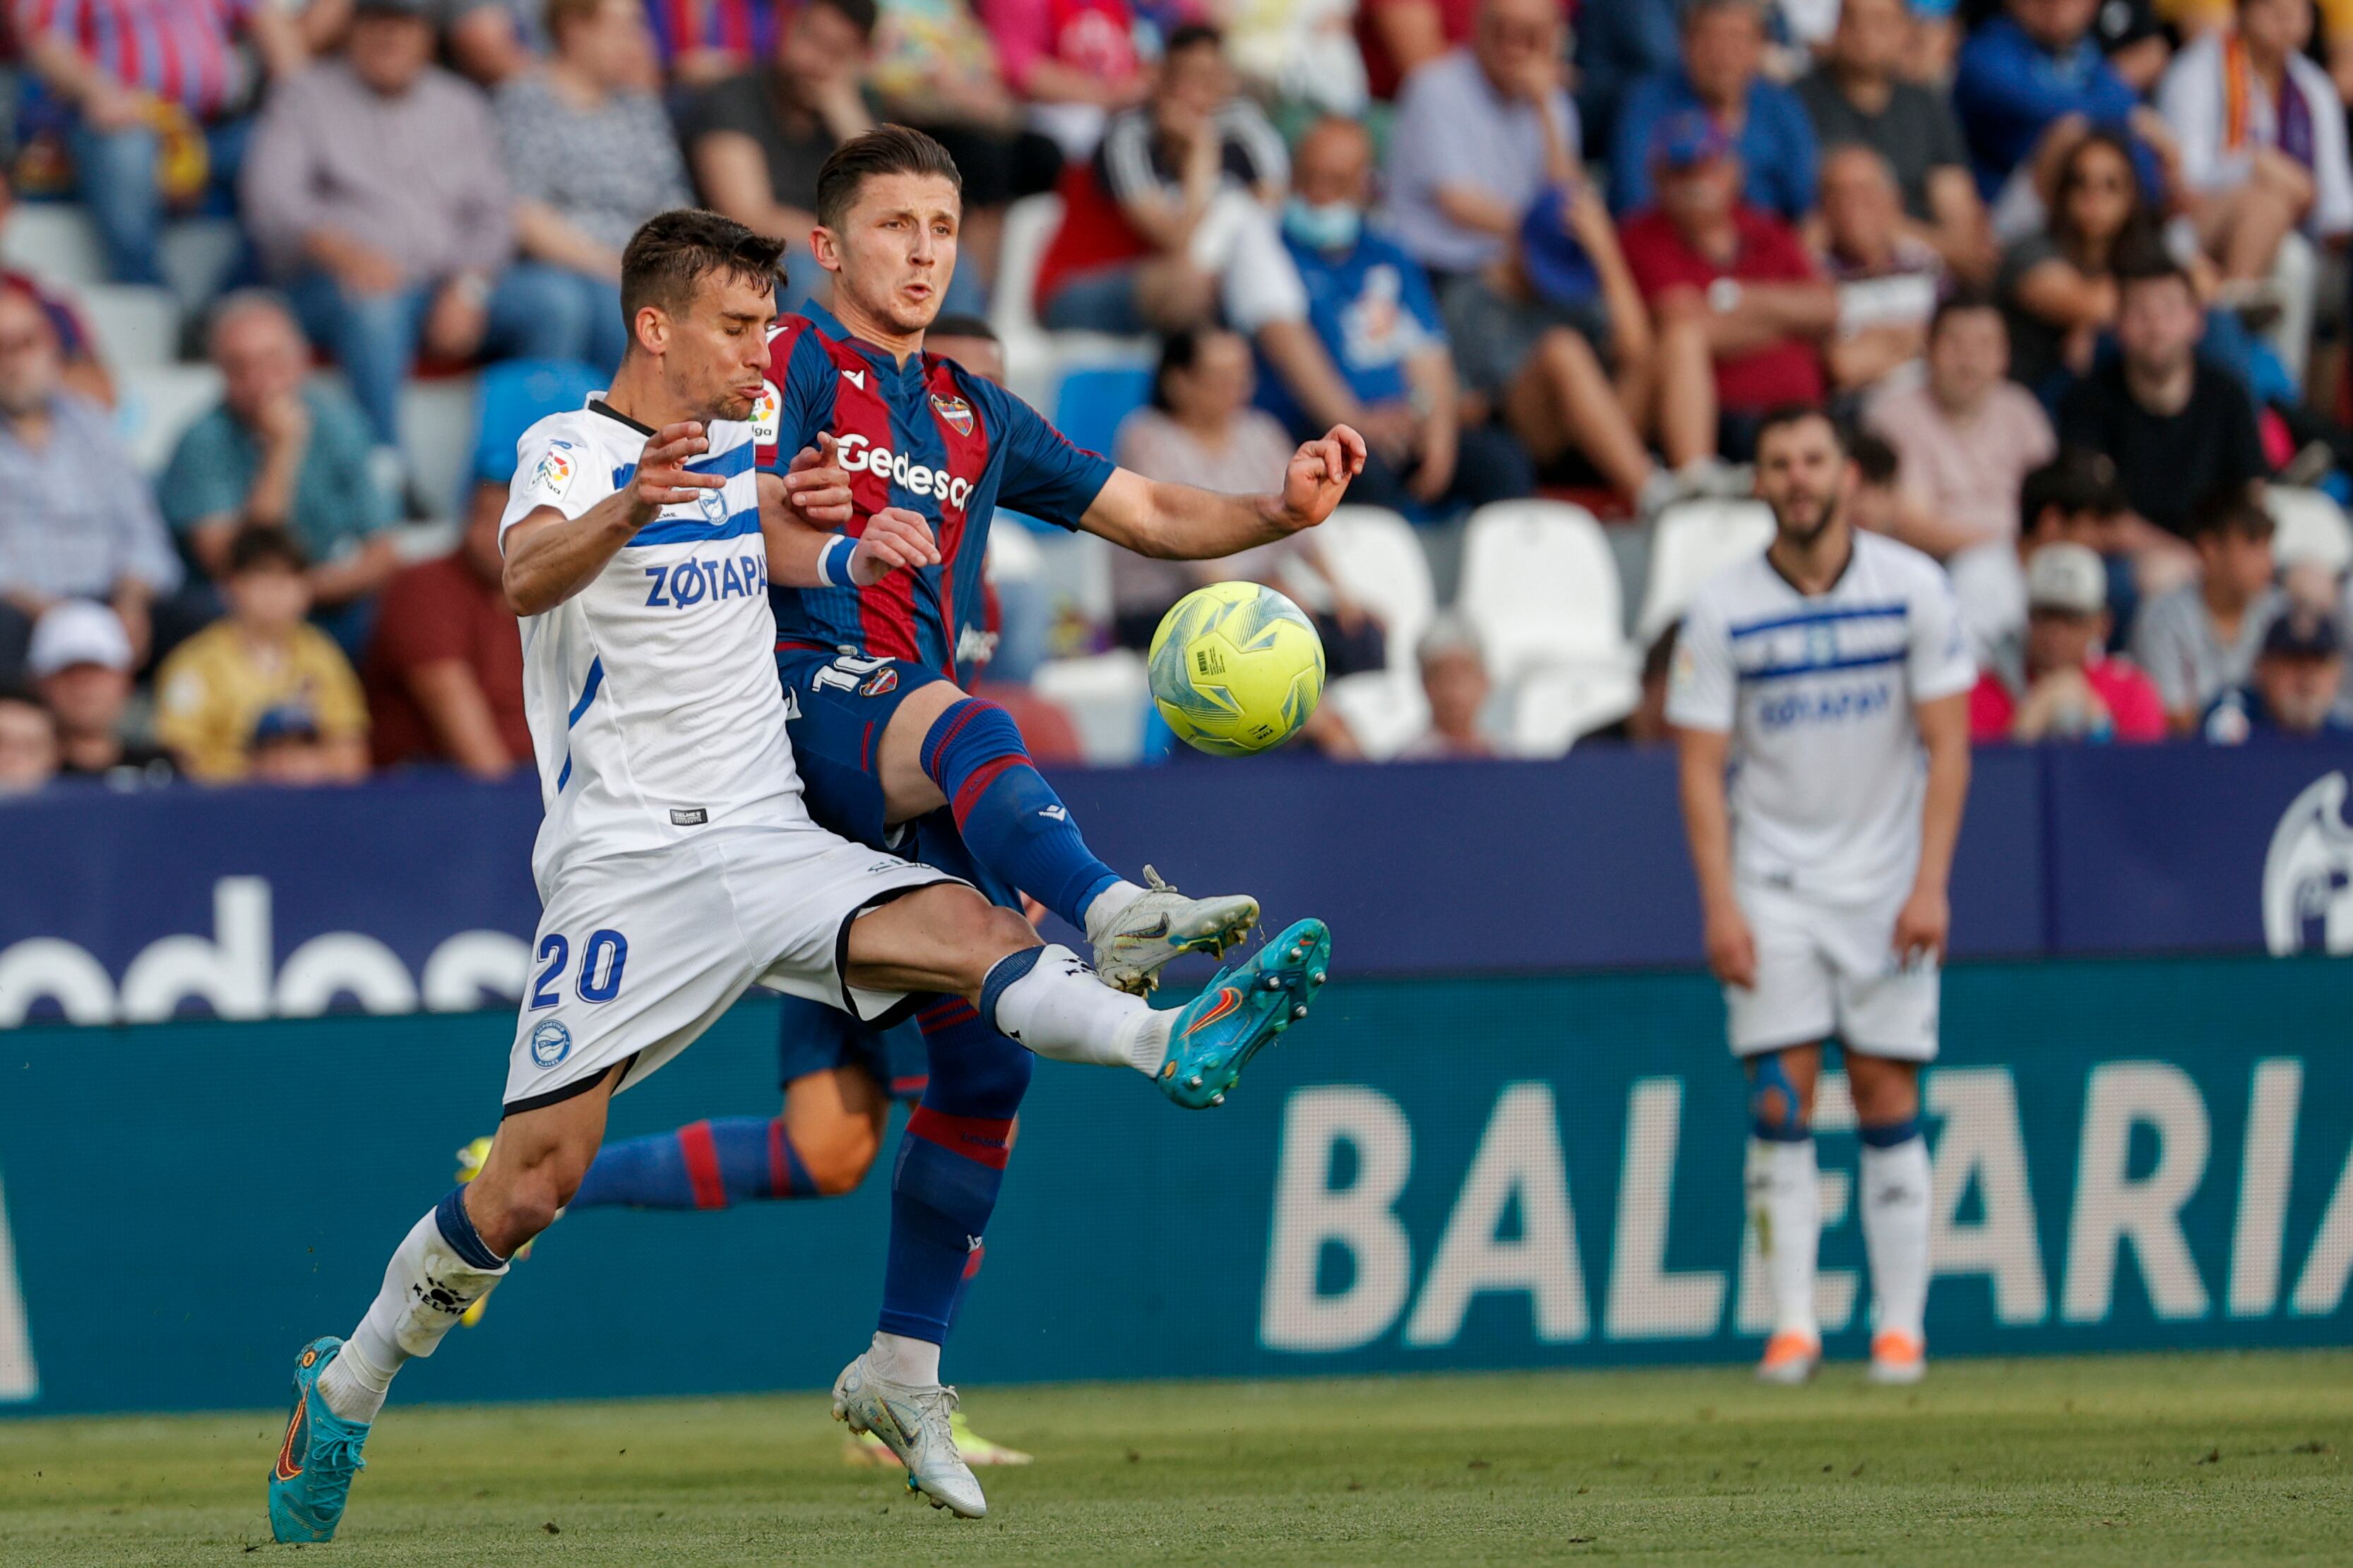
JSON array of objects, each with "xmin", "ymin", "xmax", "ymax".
[
  {"xmin": 859, "ymin": 667, "xmax": 900, "ymax": 697},
  {"xmin": 931, "ymin": 393, "xmax": 975, "ymax": 436},
  {"xmin": 696, "ymin": 481, "xmax": 729, "ymax": 523},
  {"xmin": 528, "ymin": 1019, "xmax": 572, "ymax": 1069}
]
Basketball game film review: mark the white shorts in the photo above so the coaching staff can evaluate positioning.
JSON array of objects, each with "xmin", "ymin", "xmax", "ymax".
[
  {"xmin": 502, "ymin": 822, "xmax": 958, "ymax": 1114},
  {"xmin": 1722, "ymin": 880, "xmax": 1938, "ymax": 1063}
]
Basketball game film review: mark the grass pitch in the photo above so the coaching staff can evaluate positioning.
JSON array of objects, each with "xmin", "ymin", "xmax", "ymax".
[{"xmin": 0, "ymin": 1351, "xmax": 2347, "ymax": 1566}]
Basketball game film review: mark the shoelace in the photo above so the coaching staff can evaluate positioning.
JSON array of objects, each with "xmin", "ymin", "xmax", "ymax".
[
  {"xmin": 1140, "ymin": 864, "xmax": 1179, "ymax": 897},
  {"xmin": 309, "ymin": 1431, "xmax": 367, "ymax": 1490},
  {"xmin": 905, "ymin": 1384, "xmax": 964, "ymax": 1463}
]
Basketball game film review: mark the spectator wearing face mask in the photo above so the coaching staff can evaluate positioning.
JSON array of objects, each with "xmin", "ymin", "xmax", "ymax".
[
  {"xmin": 2204, "ymin": 604, "xmax": 2353, "ymax": 741},
  {"xmin": 27, "ymin": 599, "xmax": 174, "ymax": 784},
  {"xmin": 1970, "ymin": 541, "xmax": 2166, "ymax": 741}
]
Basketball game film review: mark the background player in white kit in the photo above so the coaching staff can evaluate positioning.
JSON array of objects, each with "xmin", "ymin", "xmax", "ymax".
[
  {"xmin": 1667, "ymin": 407, "xmax": 1973, "ymax": 1387},
  {"xmin": 266, "ymin": 213, "xmax": 1337, "ymax": 1544}
]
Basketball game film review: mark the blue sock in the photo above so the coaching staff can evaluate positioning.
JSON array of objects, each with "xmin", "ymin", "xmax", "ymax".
[
  {"xmin": 924, "ymin": 698, "xmax": 1121, "ymax": 932},
  {"xmin": 878, "ymin": 997, "xmax": 1033, "ymax": 1345},
  {"xmin": 568, "ymin": 1118, "xmax": 818, "ymax": 1210}
]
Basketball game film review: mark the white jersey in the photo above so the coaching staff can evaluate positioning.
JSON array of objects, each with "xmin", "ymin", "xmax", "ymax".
[
  {"xmin": 1666, "ymin": 530, "xmax": 1974, "ymax": 904},
  {"xmin": 502, "ymin": 398, "xmax": 800, "ymax": 892}
]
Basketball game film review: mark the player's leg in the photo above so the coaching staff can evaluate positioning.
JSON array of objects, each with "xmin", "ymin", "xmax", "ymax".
[
  {"xmin": 1725, "ymin": 885, "xmax": 1834, "ymax": 1384},
  {"xmin": 876, "ymin": 678, "xmax": 1259, "ymax": 991},
  {"xmin": 1838, "ymin": 947, "xmax": 1939, "ymax": 1384}
]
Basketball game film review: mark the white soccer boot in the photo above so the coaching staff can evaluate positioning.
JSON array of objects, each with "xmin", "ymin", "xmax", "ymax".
[
  {"xmin": 831, "ymin": 1353, "xmax": 987, "ymax": 1518},
  {"xmin": 1866, "ymin": 1330, "xmax": 1926, "ymax": 1385},
  {"xmin": 1092, "ymin": 865, "xmax": 1259, "ymax": 995}
]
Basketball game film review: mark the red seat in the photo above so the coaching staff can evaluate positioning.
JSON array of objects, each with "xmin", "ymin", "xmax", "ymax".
[{"xmin": 971, "ymin": 683, "xmax": 1085, "ymax": 765}]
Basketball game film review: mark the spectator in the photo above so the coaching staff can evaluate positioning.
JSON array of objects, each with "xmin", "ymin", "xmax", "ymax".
[
  {"xmin": 1817, "ymin": 144, "xmax": 1943, "ymax": 395},
  {"xmin": 2056, "ymin": 254, "xmax": 2269, "ymax": 545},
  {"xmin": 16, "ymin": 0, "xmax": 306, "ymax": 284},
  {"xmin": 1995, "ymin": 128, "xmax": 2161, "ymax": 394},
  {"xmin": 1251, "ymin": 116, "xmax": 1542, "ymax": 516},
  {"xmin": 1609, "ymin": 0, "xmax": 1820, "ymax": 225},
  {"xmin": 0, "ymin": 172, "xmax": 114, "ymax": 406},
  {"xmin": 245, "ymin": 700, "xmax": 359, "ymax": 784},
  {"xmin": 1795, "ymin": 0, "xmax": 1993, "ymax": 281},
  {"xmin": 160, "ymin": 292, "xmax": 396, "ymax": 648},
  {"xmin": 0, "ymin": 284, "xmax": 181, "ymax": 688},
  {"xmin": 2131, "ymin": 489, "xmax": 2281, "ymax": 731},
  {"xmin": 1396, "ymin": 614, "xmax": 1498, "ymax": 758},
  {"xmin": 242, "ymin": 0, "xmax": 583, "ymax": 453},
  {"xmin": 1381, "ymin": 0, "xmax": 1580, "ymax": 289},
  {"xmin": 1359, "ymin": 0, "xmax": 1496, "ymax": 104},
  {"xmin": 1572, "ymin": 0, "xmax": 1677, "ymax": 151},
  {"xmin": 154, "ymin": 527, "xmax": 369, "ymax": 782},
  {"xmin": 1954, "ymin": 0, "xmax": 2172, "ymax": 95},
  {"xmin": 2204, "ymin": 603, "xmax": 2352, "ymax": 740},
  {"xmin": 496, "ymin": 0, "xmax": 693, "ymax": 373},
  {"xmin": 979, "ymin": 0, "xmax": 1146, "ymax": 161},
  {"xmin": 1969, "ymin": 540, "xmax": 2167, "ymax": 741},
  {"xmin": 1968, "ymin": 444, "xmax": 2132, "ymax": 664},
  {"xmin": 28, "ymin": 598, "xmax": 174, "ymax": 783},
  {"xmin": 1952, "ymin": 0, "xmax": 2159, "ymax": 205},
  {"xmin": 1035, "ymin": 23, "xmax": 1293, "ymax": 335},
  {"xmin": 1227, "ymin": 0, "xmax": 1367, "ymax": 116},
  {"xmin": 645, "ymin": 0, "xmax": 779, "ymax": 88},
  {"xmin": 363, "ymin": 474, "xmax": 528, "ymax": 777},
  {"xmin": 867, "ymin": 0, "xmax": 1064, "ymax": 297},
  {"xmin": 0, "ymin": 686, "xmax": 57, "ymax": 795},
  {"xmin": 2156, "ymin": 0, "xmax": 2352, "ymax": 384},
  {"xmin": 682, "ymin": 0, "xmax": 876, "ymax": 299},
  {"xmin": 1620, "ymin": 113, "xmax": 1837, "ymax": 469},
  {"xmin": 1864, "ymin": 291, "xmax": 2058, "ymax": 628}
]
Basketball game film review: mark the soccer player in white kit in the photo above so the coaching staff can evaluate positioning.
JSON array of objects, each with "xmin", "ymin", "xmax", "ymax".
[
  {"xmin": 1667, "ymin": 407, "xmax": 1973, "ymax": 1387},
  {"xmin": 266, "ymin": 212, "xmax": 1337, "ymax": 1543}
]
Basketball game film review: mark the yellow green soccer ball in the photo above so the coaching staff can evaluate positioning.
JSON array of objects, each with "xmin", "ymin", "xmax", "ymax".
[{"xmin": 1147, "ymin": 582, "xmax": 1327, "ymax": 755}]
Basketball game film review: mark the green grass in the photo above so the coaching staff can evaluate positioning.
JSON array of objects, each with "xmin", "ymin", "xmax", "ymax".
[{"xmin": 1, "ymin": 1353, "xmax": 2348, "ymax": 1565}]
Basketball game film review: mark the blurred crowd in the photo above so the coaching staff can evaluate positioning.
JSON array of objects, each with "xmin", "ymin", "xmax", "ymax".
[{"xmin": 4, "ymin": 0, "xmax": 2353, "ymax": 797}]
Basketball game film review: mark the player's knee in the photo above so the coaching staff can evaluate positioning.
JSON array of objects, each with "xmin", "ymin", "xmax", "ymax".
[
  {"xmin": 792, "ymin": 1114, "xmax": 881, "ymax": 1196},
  {"xmin": 1746, "ymin": 1054, "xmax": 1812, "ymax": 1141}
]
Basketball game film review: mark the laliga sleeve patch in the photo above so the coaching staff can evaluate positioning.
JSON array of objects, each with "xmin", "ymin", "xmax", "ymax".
[
  {"xmin": 528, "ymin": 440, "xmax": 579, "ymax": 503},
  {"xmin": 751, "ymin": 381, "xmax": 782, "ymax": 445}
]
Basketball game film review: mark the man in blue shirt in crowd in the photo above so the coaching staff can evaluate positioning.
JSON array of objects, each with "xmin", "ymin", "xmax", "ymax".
[
  {"xmin": 1609, "ymin": 0, "xmax": 1818, "ymax": 222},
  {"xmin": 1952, "ymin": 0, "xmax": 2157, "ymax": 201},
  {"xmin": 1256, "ymin": 116, "xmax": 1533, "ymax": 514},
  {"xmin": 2204, "ymin": 606, "xmax": 2353, "ymax": 742}
]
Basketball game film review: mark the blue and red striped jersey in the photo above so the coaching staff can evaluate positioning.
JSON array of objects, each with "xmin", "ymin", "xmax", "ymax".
[{"xmin": 757, "ymin": 304, "xmax": 1114, "ymax": 681}]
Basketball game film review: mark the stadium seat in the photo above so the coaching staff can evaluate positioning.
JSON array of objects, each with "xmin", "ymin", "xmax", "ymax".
[
  {"xmin": 401, "ymin": 371, "xmax": 482, "ymax": 522},
  {"xmin": 0, "ymin": 203, "xmax": 105, "ymax": 287},
  {"xmin": 1637, "ymin": 498, "xmax": 1776, "ymax": 645},
  {"xmin": 472, "ymin": 359, "xmax": 605, "ymax": 486},
  {"xmin": 117, "ymin": 363, "xmax": 225, "ymax": 473},
  {"xmin": 990, "ymin": 193, "xmax": 1064, "ymax": 405},
  {"xmin": 71, "ymin": 284, "xmax": 180, "ymax": 368},
  {"xmin": 1314, "ymin": 505, "xmax": 1436, "ymax": 759},
  {"xmin": 157, "ymin": 218, "xmax": 244, "ymax": 317},
  {"xmin": 971, "ymin": 681, "xmax": 1085, "ymax": 764},
  {"xmin": 1053, "ymin": 364, "xmax": 1152, "ymax": 460},
  {"xmin": 1454, "ymin": 501, "xmax": 1638, "ymax": 755},
  {"xmin": 1032, "ymin": 649, "xmax": 1150, "ymax": 764},
  {"xmin": 2266, "ymin": 486, "xmax": 2353, "ymax": 575}
]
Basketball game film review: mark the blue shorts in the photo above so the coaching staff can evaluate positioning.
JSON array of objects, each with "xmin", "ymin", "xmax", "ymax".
[{"xmin": 772, "ymin": 647, "xmax": 1021, "ymax": 1096}]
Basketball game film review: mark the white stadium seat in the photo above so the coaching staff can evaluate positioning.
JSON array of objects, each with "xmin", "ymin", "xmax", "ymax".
[
  {"xmin": 1638, "ymin": 498, "xmax": 1775, "ymax": 645},
  {"xmin": 117, "ymin": 363, "xmax": 225, "ymax": 473},
  {"xmin": 158, "ymin": 218, "xmax": 244, "ymax": 316},
  {"xmin": 1313, "ymin": 505, "xmax": 1436, "ymax": 760},
  {"xmin": 2266, "ymin": 486, "xmax": 2353, "ymax": 575},
  {"xmin": 1453, "ymin": 501, "xmax": 1638, "ymax": 755},
  {"xmin": 0, "ymin": 204, "xmax": 106, "ymax": 287},
  {"xmin": 71, "ymin": 284, "xmax": 180, "ymax": 368},
  {"xmin": 400, "ymin": 372, "xmax": 482, "ymax": 522},
  {"xmin": 986, "ymin": 191, "xmax": 1155, "ymax": 413},
  {"xmin": 1032, "ymin": 649, "xmax": 1150, "ymax": 764}
]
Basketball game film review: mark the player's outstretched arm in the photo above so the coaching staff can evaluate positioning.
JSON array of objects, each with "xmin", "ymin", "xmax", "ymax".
[
  {"xmin": 1078, "ymin": 424, "xmax": 1367, "ymax": 561},
  {"xmin": 758, "ymin": 476, "xmax": 941, "ymax": 587},
  {"xmin": 502, "ymin": 423, "xmax": 722, "ymax": 616}
]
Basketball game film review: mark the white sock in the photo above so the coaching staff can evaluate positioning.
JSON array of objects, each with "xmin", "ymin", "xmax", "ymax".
[
  {"xmin": 317, "ymin": 1203, "xmax": 508, "ymax": 1423},
  {"xmin": 1860, "ymin": 1133, "xmax": 1932, "ymax": 1341},
  {"xmin": 1081, "ymin": 880, "xmax": 1148, "ymax": 945},
  {"xmin": 868, "ymin": 1330, "xmax": 942, "ymax": 1387},
  {"xmin": 987, "ymin": 945, "xmax": 1167, "ymax": 1074},
  {"xmin": 1748, "ymin": 1137, "xmax": 1821, "ymax": 1339}
]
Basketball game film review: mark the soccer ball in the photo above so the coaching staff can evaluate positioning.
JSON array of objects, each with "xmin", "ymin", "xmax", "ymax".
[{"xmin": 1148, "ymin": 582, "xmax": 1327, "ymax": 755}]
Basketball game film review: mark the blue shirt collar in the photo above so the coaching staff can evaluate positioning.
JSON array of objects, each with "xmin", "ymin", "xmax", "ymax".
[{"xmin": 799, "ymin": 301, "xmax": 926, "ymax": 378}]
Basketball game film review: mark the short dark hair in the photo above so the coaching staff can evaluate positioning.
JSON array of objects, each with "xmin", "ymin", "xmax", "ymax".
[
  {"xmin": 1150, "ymin": 325, "xmax": 1224, "ymax": 412},
  {"xmin": 2191, "ymin": 486, "xmax": 2275, "ymax": 544},
  {"xmin": 927, "ymin": 313, "xmax": 996, "ymax": 342},
  {"xmin": 1847, "ymin": 428, "xmax": 1899, "ymax": 486},
  {"xmin": 1753, "ymin": 404, "xmax": 1842, "ymax": 458},
  {"xmin": 2020, "ymin": 448, "xmax": 2127, "ymax": 528},
  {"xmin": 806, "ymin": 0, "xmax": 879, "ymax": 40},
  {"xmin": 814, "ymin": 124, "xmax": 963, "ymax": 231},
  {"xmin": 230, "ymin": 525, "xmax": 309, "ymax": 576},
  {"xmin": 619, "ymin": 209, "xmax": 789, "ymax": 337},
  {"xmin": 2114, "ymin": 241, "xmax": 2196, "ymax": 299},
  {"xmin": 1929, "ymin": 287, "xmax": 2002, "ymax": 340},
  {"xmin": 1164, "ymin": 20, "xmax": 1224, "ymax": 54}
]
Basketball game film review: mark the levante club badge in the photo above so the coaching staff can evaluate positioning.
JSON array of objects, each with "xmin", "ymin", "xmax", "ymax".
[{"xmin": 931, "ymin": 393, "xmax": 975, "ymax": 436}]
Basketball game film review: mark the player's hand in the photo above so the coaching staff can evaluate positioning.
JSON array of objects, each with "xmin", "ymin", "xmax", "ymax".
[
  {"xmin": 1891, "ymin": 885, "xmax": 1950, "ymax": 969},
  {"xmin": 630, "ymin": 422, "xmax": 725, "ymax": 516},
  {"xmin": 1703, "ymin": 898, "xmax": 1758, "ymax": 991},
  {"xmin": 784, "ymin": 433, "xmax": 855, "ymax": 527},
  {"xmin": 1273, "ymin": 425, "xmax": 1368, "ymax": 531},
  {"xmin": 850, "ymin": 507, "xmax": 941, "ymax": 586}
]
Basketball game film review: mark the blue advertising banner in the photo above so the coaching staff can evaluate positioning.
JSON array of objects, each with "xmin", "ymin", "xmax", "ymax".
[{"xmin": 1, "ymin": 954, "xmax": 2346, "ymax": 1415}]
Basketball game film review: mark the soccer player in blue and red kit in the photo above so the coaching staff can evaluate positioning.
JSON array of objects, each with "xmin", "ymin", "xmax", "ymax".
[{"xmin": 759, "ymin": 126, "xmax": 1362, "ymax": 1515}]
